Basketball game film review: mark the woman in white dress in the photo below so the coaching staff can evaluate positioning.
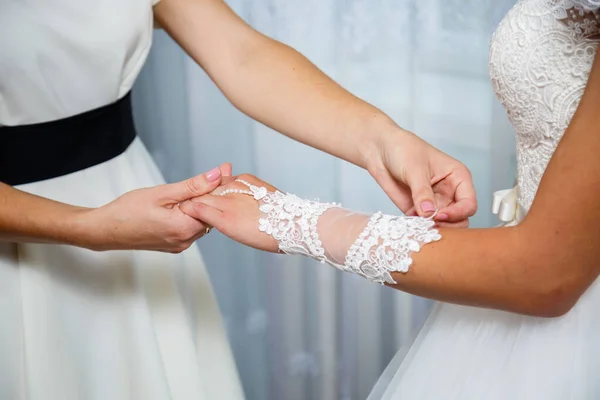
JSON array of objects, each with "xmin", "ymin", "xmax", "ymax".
[
  {"xmin": 0, "ymin": 0, "xmax": 477, "ymax": 399},
  {"xmin": 183, "ymin": 1, "xmax": 600, "ymax": 398}
]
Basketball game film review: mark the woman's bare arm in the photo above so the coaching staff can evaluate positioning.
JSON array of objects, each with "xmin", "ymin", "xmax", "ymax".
[
  {"xmin": 153, "ymin": 0, "xmax": 478, "ymax": 225},
  {"xmin": 0, "ymin": 182, "xmax": 91, "ymax": 245},
  {"xmin": 0, "ymin": 169, "xmax": 226, "ymax": 252},
  {"xmin": 153, "ymin": 0, "xmax": 393, "ymax": 168}
]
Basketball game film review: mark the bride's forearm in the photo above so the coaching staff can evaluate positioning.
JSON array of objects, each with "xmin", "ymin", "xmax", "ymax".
[
  {"xmin": 193, "ymin": 175, "xmax": 595, "ymax": 318},
  {"xmin": 314, "ymin": 211, "xmax": 589, "ymax": 317},
  {"xmin": 197, "ymin": 178, "xmax": 583, "ymax": 317},
  {"xmin": 238, "ymin": 182, "xmax": 586, "ymax": 317},
  {"xmin": 391, "ymin": 226, "xmax": 573, "ymax": 317},
  {"xmin": 316, "ymin": 207, "xmax": 583, "ymax": 317}
]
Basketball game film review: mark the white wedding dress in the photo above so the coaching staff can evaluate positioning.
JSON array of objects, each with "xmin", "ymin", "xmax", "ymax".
[{"xmin": 367, "ymin": 1, "xmax": 600, "ymax": 398}]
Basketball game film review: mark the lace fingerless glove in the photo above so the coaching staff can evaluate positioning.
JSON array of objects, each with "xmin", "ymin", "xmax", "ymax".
[{"xmin": 222, "ymin": 180, "xmax": 442, "ymax": 285}]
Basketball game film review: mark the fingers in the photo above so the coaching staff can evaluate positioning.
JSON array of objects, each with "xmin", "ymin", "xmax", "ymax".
[
  {"xmin": 404, "ymin": 206, "xmax": 418, "ymax": 217},
  {"xmin": 191, "ymin": 193, "xmax": 232, "ymax": 210},
  {"xmin": 438, "ymin": 198, "xmax": 477, "ymax": 222},
  {"xmin": 178, "ymin": 220, "xmax": 213, "ymax": 248},
  {"xmin": 437, "ymin": 179, "xmax": 478, "ymax": 222},
  {"xmin": 405, "ymin": 169, "xmax": 437, "ymax": 217},
  {"xmin": 164, "ymin": 167, "xmax": 222, "ymax": 202},
  {"xmin": 400, "ymin": 205, "xmax": 469, "ymax": 228},
  {"xmin": 189, "ymin": 230, "xmax": 211, "ymax": 245},
  {"xmin": 179, "ymin": 196, "xmax": 224, "ymax": 228}
]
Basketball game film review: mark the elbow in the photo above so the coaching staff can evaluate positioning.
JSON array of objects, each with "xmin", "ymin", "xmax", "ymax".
[
  {"xmin": 526, "ymin": 294, "xmax": 577, "ymax": 318},
  {"xmin": 519, "ymin": 279, "xmax": 586, "ymax": 318},
  {"xmin": 507, "ymin": 235, "xmax": 594, "ymax": 318}
]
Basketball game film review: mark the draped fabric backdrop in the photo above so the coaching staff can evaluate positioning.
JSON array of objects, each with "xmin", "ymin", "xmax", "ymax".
[{"xmin": 132, "ymin": 0, "xmax": 517, "ymax": 398}]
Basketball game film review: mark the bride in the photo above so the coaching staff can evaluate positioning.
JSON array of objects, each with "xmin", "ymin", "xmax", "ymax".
[{"xmin": 182, "ymin": 0, "xmax": 600, "ymax": 397}]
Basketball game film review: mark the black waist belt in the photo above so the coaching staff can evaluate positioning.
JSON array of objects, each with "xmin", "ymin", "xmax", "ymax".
[{"xmin": 0, "ymin": 93, "xmax": 136, "ymax": 185}]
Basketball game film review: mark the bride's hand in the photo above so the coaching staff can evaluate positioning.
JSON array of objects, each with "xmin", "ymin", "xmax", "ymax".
[
  {"xmin": 368, "ymin": 131, "xmax": 477, "ymax": 228},
  {"xmin": 179, "ymin": 174, "xmax": 280, "ymax": 253}
]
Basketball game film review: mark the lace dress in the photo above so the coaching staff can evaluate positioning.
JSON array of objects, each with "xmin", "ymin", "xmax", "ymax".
[{"xmin": 368, "ymin": 1, "xmax": 600, "ymax": 398}]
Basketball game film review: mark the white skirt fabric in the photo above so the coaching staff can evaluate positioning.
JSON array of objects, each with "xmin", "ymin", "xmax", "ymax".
[
  {"xmin": 0, "ymin": 138, "xmax": 243, "ymax": 400},
  {"xmin": 368, "ymin": 281, "xmax": 600, "ymax": 399}
]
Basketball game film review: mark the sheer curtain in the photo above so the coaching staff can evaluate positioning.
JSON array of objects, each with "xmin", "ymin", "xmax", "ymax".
[{"xmin": 132, "ymin": 0, "xmax": 517, "ymax": 398}]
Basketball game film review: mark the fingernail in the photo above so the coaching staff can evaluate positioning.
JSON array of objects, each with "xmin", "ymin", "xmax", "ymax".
[
  {"xmin": 205, "ymin": 167, "xmax": 221, "ymax": 182},
  {"xmin": 420, "ymin": 201, "xmax": 435, "ymax": 213},
  {"xmin": 436, "ymin": 213, "xmax": 449, "ymax": 221}
]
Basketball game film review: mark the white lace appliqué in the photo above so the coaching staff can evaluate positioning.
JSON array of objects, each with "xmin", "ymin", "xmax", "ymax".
[
  {"xmin": 220, "ymin": 179, "xmax": 339, "ymax": 261},
  {"xmin": 345, "ymin": 213, "xmax": 441, "ymax": 285},
  {"xmin": 257, "ymin": 190, "xmax": 339, "ymax": 261},
  {"xmin": 221, "ymin": 180, "xmax": 442, "ymax": 285}
]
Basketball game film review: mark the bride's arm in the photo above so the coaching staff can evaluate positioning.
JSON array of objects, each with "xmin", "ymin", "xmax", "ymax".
[
  {"xmin": 421, "ymin": 46, "xmax": 600, "ymax": 316},
  {"xmin": 384, "ymin": 48, "xmax": 600, "ymax": 316},
  {"xmin": 379, "ymin": 43, "xmax": 600, "ymax": 316},
  {"xmin": 401, "ymin": 42, "xmax": 600, "ymax": 315},
  {"xmin": 179, "ymin": 29, "xmax": 600, "ymax": 320}
]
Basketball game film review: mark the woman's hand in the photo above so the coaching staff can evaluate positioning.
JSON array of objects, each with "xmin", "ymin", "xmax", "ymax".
[
  {"xmin": 367, "ymin": 130, "xmax": 477, "ymax": 228},
  {"xmin": 78, "ymin": 164, "xmax": 232, "ymax": 253},
  {"xmin": 179, "ymin": 174, "xmax": 280, "ymax": 253}
]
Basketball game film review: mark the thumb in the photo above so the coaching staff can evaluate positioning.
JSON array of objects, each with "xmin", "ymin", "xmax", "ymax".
[
  {"xmin": 165, "ymin": 167, "xmax": 222, "ymax": 202},
  {"xmin": 405, "ymin": 170, "xmax": 436, "ymax": 217}
]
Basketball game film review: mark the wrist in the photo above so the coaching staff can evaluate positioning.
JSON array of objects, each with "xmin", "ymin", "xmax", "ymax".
[
  {"xmin": 65, "ymin": 208, "xmax": 107, "ymax": 250},
  {"xmin": 361, "ymin": 123, "xmax": 412, "ymax": 174}
]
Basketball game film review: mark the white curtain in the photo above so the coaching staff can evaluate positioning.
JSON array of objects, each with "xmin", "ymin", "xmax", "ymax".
[{"xmin": 132, "ymin": 0, "xmax": 517, "ymax": 398}]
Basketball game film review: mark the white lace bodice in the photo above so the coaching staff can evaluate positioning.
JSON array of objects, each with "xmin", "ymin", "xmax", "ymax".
[{"xmin": 490, "ymin": 0, "xmax": 600, "ymax": 210}]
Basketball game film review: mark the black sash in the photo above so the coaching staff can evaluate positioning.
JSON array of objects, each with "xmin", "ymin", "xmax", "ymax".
[{"xmin": 0, "ymin": 93, "xmax": 136, "ymax": 185}]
